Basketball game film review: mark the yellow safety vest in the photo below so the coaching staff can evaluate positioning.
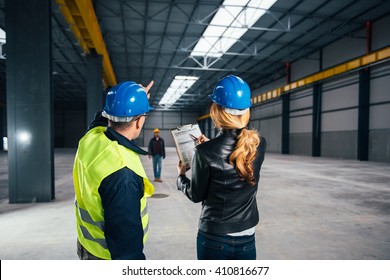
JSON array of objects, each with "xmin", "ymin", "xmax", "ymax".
[{"xmin": 73, "ymin": 126, "xmax": 154, "ymax": 260}]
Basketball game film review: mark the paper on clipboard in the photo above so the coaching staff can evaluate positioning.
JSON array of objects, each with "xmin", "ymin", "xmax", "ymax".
[{"xmin": 170, "ymin": 123, "xmax": 202, "ymax": 167}]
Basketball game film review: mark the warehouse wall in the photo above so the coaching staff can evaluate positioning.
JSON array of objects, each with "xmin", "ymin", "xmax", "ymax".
[
  {"xmin": 369, "ymin": 63, "xmax": 390, "ymax": 162},
  {"xmin": 54, "ymin": 108, "xmax": 86, "ymax": 148},
  {"xmin": 249, "ymin": 78, "xmax": 284, "ymax": 153},
  {"xmin": 54, "ymin": 108, "xmax": 199, "ymax": 148},
  {"xmin": 290, "ymin": 52, "xmax": 320, "ymax": 81},
  {"xmin": 140, "ymin": 110, "xmax": 199, "ymax": 147},
  {"xmin": 289, "ymin": 89, "xmax": 313, "ymax": 156},
  {"xmin": 372, "ymin": 15, "xmax": 390, "ymax": 49},
  {"xmin": 250, "ymin": 101, "xmax": 282, "ymax": 153},
  {"xmin": 250, "ymin": 14, "xmax": 390, "ymax": 162},
  {"xmin": 321, "ymin": 74, "xmax": 359, "ymax": 159},
  {"xmin": 252, "ymin": 77, "xmax": 285, "ymax": 96}
]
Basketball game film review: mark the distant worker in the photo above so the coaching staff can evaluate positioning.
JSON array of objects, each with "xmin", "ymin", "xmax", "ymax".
[
  {"xmin": 148, "ymin": 128, "xmax": 166, "ymax": 182},
  {"xmin": 177, "ymin": 75, "xmax": 267, "ymax": 260},
  {"xmin": 73, "ymin": 80, "xmax": 155, "ymax": 260}
]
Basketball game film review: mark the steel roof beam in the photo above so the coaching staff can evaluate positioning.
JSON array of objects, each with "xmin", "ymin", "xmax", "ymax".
[{"xmin": 55, "ymin": 0, "xmax": 116, "ymax": 86}]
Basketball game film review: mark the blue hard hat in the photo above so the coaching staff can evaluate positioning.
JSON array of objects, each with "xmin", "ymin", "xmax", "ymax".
[
  {"xmin": 208, "ymin": 75, "xmax": 251, "ymax": 110},
  {"xmin": 103, "ymin": 81, "xmax": 153, "ymax": 120}
]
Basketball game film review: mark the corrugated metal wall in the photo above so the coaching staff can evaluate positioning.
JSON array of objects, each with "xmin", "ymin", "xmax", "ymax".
[{"xmin": 249, "ymin": 14, "xmax": 390, "ymax": 162}]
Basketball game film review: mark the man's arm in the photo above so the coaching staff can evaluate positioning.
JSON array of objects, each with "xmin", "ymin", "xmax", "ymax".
[{"xmin": 99, "ymin": 168, "xmax": 145, "ymax": 260}]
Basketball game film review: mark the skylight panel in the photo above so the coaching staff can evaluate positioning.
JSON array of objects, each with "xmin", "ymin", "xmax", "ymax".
[
  {"xmin": 191, "ymin": 0, "xmax": 277, "ymax": 58},
  {"xmin": 0, "ymin": 28, "xmax": 6, "ymax": 44},
  {"xmin": 159, "ymin": 76, "xmax": 199, "ymax": 107},
  {"xmin": 203, "ymin": 26, "xmax": 226, "ymax": 37}
]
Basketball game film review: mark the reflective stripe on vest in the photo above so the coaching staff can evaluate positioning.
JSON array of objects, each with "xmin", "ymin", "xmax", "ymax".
[
  {"xmin": 75, "ymin": 199, "xmax": 107, "ymax": 249},
  {"xmin": 73, "ymin": 126, "xmax": 154, "ymax": 259}
]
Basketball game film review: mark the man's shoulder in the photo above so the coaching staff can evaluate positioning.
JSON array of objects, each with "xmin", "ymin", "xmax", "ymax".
[
  {"xmin": 100, "ymin": 167, "xmax": 144, "ymax": 195},
  {"xmin": 104, "ymin": 168, "xmax": 143, "ymax": 185}
]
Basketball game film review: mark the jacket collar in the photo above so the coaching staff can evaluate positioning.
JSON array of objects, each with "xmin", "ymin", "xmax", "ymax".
[{"xmin": 104, "ymin": 127, "xmax": 149, "ymax": 155}]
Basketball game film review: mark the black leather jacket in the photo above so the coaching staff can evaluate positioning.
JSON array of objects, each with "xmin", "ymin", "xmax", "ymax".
[{"xmin": 177, "ymin": 129, "xmax": 266, "ymax": 235}]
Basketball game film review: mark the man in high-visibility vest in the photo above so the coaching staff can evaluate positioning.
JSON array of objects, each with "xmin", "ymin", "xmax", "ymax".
[{"xmin": 73, "ymin": 80, "xmax": 155, "ymax": 260}]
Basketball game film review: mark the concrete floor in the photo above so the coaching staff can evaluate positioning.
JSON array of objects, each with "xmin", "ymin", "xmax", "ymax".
[{"xmin": 0, "ymin": 148, "xmax": 389, "ymax": 260}]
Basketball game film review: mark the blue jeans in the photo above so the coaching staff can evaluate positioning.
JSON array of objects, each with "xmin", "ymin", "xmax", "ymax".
[
  {"xmin": 197, "ymin": 230, "xmax": 256, "ymax": 260},
  {"xmin": 152, "ymin": 155, "xmax": 162, "ymax": 179}
]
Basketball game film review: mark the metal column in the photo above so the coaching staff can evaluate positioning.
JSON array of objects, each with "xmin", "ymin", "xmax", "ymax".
[
  {"xmin": 6, "ymin": 0, "xmax": 54, "ymax": 202},
  {"xmin": 357, "ymin": 69, "xmax": 370, "ymax": 161},
  {"xmin": 282, "ymin": 62, "xmax": 291, "ymax": 155},
  {"xmin": 357, "ymin": 21, "xmax": 372, "ymax": 161},
  {"xmin": 312, "ymin": 83, "xmax": 322, "ymax": 157},
  {"xmin": 282, "ymin": 94, "xmax": 290, "ymax": 154},
  {"xmin": 0, "ymin": 106, "xmax": 4, "ymax": 149},
  {"xmin": 86, "ymin": 50, "xmax": 103, "ymax": 127},
  {"xmin": 0, "ymin": 61, "xmax": 5, "ymax": 149}
]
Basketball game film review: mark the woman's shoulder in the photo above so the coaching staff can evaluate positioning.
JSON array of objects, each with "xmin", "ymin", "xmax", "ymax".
[
  {"xmin": 258, "ymin": 136, "xmax": 267, "ymax": 153},
  {"xmin": 197, "ymin": 133, "xmax": 230, "ymax": 149},
  {"xmin": 196, "ymin": 134, "xmax": 235, "ymax": 162},
  {"xmin": 196, "ymin": 136, "xmax": 218, "ymax": 152}
]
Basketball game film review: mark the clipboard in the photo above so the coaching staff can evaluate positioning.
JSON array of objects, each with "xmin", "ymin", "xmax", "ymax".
[{"xmin": 170, "ymin": 123, "xmax": 202, "ymax": 167}]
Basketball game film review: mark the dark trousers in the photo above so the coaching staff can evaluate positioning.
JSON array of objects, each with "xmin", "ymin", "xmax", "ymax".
[{"xmin": 197, "ymin": 230, "xmax": 256, "ymax": 260}]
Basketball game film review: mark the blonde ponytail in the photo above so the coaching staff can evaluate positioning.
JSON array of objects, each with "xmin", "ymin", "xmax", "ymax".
[
  {"xmin": 229, "ymin": 128, "xmax": 260, "ymax": 185},
  {"xmin": 210, "ymin": 103, "xmax": 260, "ymax": 185}
]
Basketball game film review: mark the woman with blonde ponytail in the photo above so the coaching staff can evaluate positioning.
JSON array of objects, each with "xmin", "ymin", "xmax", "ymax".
[{"xmin": 177, "ymin": 75, "xmax": 266, "ymax": 260}]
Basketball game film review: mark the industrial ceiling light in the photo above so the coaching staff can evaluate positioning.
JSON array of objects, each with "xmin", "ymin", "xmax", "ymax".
[
  {"xmin": 0, "ymin": 27, "xmax": 5, "ymax": 44},
  {"xmin": 159, "ymin": 76, "xmax": 199, "ymax": 107},
  {"xmin": 191, "ymin": 0, "xmax": 277, "ymax": 57},
  {"xmin": 0, "ymin": 27, "xmax": 5, "ymax": 59}
]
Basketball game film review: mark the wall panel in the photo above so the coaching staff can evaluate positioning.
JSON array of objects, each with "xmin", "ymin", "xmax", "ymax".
[
  {"xmin": 251, "ymin": 100, "xmax": 282, "ymax": 153},
  {"xmin": 372, "ymin": 15, "xmax": 390, "ymax": 51},
  {"xmin": 321, "ymin": 131, "xmax": 357, "ymax": 159},
  {"xmin": 322, "ymin": 37, "xmax": 365, "ymax": 69},
  {"xmin": 291, "ymin": 52, "xmax": 320, "ymax": 81}
]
